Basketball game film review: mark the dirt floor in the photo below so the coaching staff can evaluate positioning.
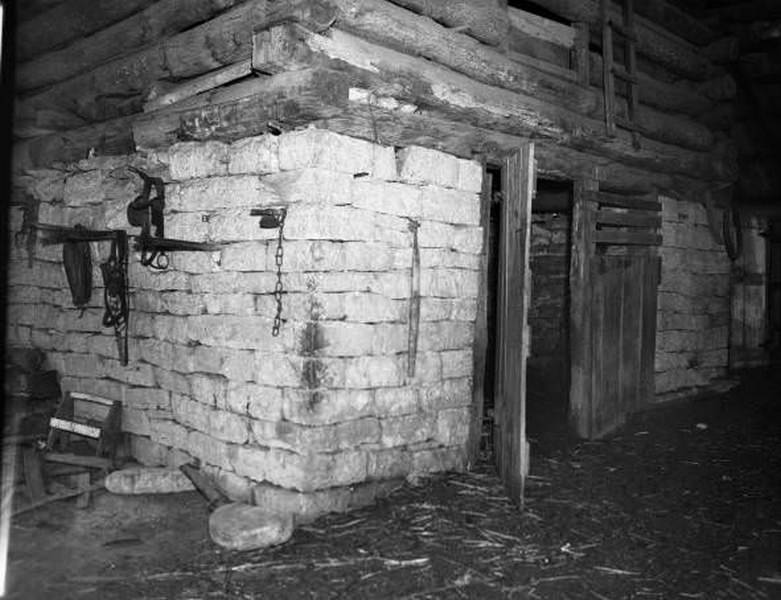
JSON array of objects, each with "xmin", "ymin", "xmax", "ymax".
[{"xmin": 5, "ymin": 367, "xmax": 781, "ymax": 599}]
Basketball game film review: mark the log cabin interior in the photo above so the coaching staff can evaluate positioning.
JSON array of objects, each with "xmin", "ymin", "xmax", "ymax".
[{"xmin": 3, "ymin": 0, "xmax": 781, "ymax": 554}]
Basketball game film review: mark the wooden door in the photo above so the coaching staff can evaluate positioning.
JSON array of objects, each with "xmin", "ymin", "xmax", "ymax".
[
  {"xmin": 570, "ymin": 183, "xmax": 661, "ymax": 439},
  {"xmin": 493, "ymin": 144, "xmax": 534, "ymax": 507}
]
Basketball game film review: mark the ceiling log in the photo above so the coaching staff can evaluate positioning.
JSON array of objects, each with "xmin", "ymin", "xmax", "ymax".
[
  {"xmin": 16, "ymin": 0, "xmax": 248, "ymax": 93},
  {"xmin": 387, "ymin": 0, "xmax": 510, "ymax": 47},
  {"xmin": 16, "ymin": 0, "xmax": 157, "ymax": 63},
  {"xmin": 517, "ymin": 0, "xmax": 720, "ymax": 80}
]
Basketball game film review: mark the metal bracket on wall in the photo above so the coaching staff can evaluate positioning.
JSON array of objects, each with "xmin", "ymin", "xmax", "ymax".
[{"xmin": 127, "ymin": 167, "xmax": 222, "ymax": 270}]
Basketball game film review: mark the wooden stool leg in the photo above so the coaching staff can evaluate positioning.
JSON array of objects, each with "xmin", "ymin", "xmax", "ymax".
[
  {"xmin": 71, "ymin": 472, "xmax": 91, "ymax": 509},
  {"xmin": 22, "ymin": 447, "xmax": 46, "ymax": 502}
]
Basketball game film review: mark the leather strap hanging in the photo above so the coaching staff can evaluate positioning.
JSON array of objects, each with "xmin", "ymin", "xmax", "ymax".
[
  {"xmin": 101, "ymin": 231, "xmax": 129, "ymax": 365},
  {"xmin": 62, "ymin": 224, "xmax": 93, "ymax": 312}
]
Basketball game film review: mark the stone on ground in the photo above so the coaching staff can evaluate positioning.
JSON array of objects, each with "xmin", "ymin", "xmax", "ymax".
[
  {"xmin": 209, "ymin": 502, "xmax": 294, "ymax": 550},
  {"xmin": 105, "ymin": 467, "xmax": 195, "ymax": 495}
]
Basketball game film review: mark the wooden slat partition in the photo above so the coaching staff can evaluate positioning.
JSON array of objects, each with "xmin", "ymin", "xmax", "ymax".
[{"xmin": 584, "ymin": 189, "xmax": 663, "ymax": 247}]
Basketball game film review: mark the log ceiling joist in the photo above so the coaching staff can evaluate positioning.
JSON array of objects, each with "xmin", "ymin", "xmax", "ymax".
[
  {"xmin": 16, "ymin": 0, "xmax": 158, "ymax": 63},
  {"xmin": 16, "ymin": 0, "xmax": 247, "ymax": 93}
]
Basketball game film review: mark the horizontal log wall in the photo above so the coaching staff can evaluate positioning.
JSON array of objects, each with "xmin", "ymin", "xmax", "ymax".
[
  {"xmin": 12, "ymin": 0, "xmax": 736, "ymax": 194},
  {"xmin": 7, "ymin": 129, "xmax": 481, "ymax": 520}
]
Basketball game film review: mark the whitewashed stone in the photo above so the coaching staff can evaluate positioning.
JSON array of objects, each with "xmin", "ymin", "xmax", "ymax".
[
  {"xmin": 367, "ymin": 448, "xmax": 412, "ymax": 480},
  {"xmin": 435, "ymin": 407, "xmax": 471, "ymax": 446},
  {"xmin": 278, "ymin": 128, "xmax": 395, "ymax": 178},
  {"xmin": 419, "ymin": 321, "xmax": 474, "ymax": 351},
  {"xmin": 421, "ymin": 269, "xmax": 479, "ymax": 298},
  {"xmin": 441, "ymin": 349, "xmax": 474, "ymax": 378},
  {"xmin": 106, "ymin": 467, "xmax": 195, "ymax": 495},
  {"xmin": 265, "ymin": 168, "xmax": 353, "ymax": 206},
  {"xmin": 316, "ymin": 322, "xmax": 407, "ymax": 356},
  {"xmin": 380, "ymin": 413, "xmax": 437, "ymax": 447},
  {"xmin": 350, "ymin": 179, "xmax": 422, "ymax": 217},
  {"xmin": 457, "ymin": 159, "xmax": 483, "ymax": 193},
  {"xmin": 419, "ymin": 187, "xmax": 480, "ymax": 225},
  {"xmin": 374, "ymin": 387, "xmax": 419, "ymax": 417},
  {"xmin": 150, "ymin": 420, "xmax": 189, "ymax": 449},
  {"xmin": 169, "ymin": 141, "xmax": 228, "ymax": 180},
  {"xmin": 284, "ymin": 205, "xmax": 407, "ymax": 245},
  {"xmin": 122, "ymin": 408, "xmax": 152, "ymax": 436},
  {"xmin": 420, "ymin": 377, "xmax": 473, "ymax": 410},
  {"xmin": 185, "ymin": 430, "xmax": 234, "ymax": 471},
  {"xmin": 418, "ymin": 221, "xmax": 483, "ymax": 253},
  {"xmin": 229, "ymin": 135, "xmax": 280, "ymax": 175},
  {"xmin": 129, "ymin": 435, "xmax": 169, "ymax": 467},
  {"xmin": 209, "ymin": 502, "xmax": 294, "ymax": 550},
  {"xmin": 283, "ymin": 388, "xmax": 374, "ymax": 425},
  {"xmin": 226, "ymin": 383, "xmax": 284, "ymax": 420},
  {"xmin": 168, "ymin": 175, "xmax": 277, "ymax": 211},
  {"xmin": 396, "ymin": 146, "xmax": 459, "ymax": 189}
]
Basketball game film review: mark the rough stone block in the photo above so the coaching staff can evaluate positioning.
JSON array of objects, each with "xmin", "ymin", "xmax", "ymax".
[
  {"xmin": 226, "ymin": 383, "xmax": 284, "ymax": 420},
  {"xmin": 63, "ymin": 169, "xmax": 103, "ymax": 207},
  {"xmin": 168, "ymin": 175, "xmax": 276, "ymax": 212},
  {"xmin": 420, "ymin": 378, "xmax": 472, "ymax": 410},
  {"xmin": 410, "ymin": 446, "xmax": 466, "ymax": 476},
  {"xmin": 229, "ymin": 135, "xmax": 280, "ymax": 175},
  {"xmin": 421, "ymin": 269, "xmax": 479, "ymax": 298},
  {"xmin": 284, "ymin": 205, "xmax": 407, "ymax": 246},
  {"xmin": 374, "ymin": 387, "xmax": 419, "ymax": 417},
  {"xmin": 419, "ymin": 187, "xmax": 481, "ymax": 225},
  {"xmin": 187, "ymin": 373, "xmax": 228, "ymax": 407},
  {"xmin": 441, "ymin": 349, "xmax": 474, "ymax": 378},
  {"xmin": 312, "ymin": 271, "xmax": 411, "ymax": 299},
  {"xmin": 278, "ymin": 128, "xmax": 396, "ymax": 178},
  {"xmin": 106, "ymin": 467, "xmax": 195, "ymax": 495},
  {"xmin": 419, "ymin": 321, "xmax": 474, "ymax": 351},
  {"xmin": 220, "ymin": 242, "xmax": 268, "ymax": 272},
  {"xmin": 320, "ymin": 292, "xmax": 406, "ymax": 322},
  {"xmin": 129, "ymin": 435, "xmax": 168, "ymax": 467},
  {"xmin": 283, "ymin": 388, "xmax": 374, "ymax": 425},
  {"xmin": 187, "ymin": 315, "xmax": 288, "ymax": 351},
  {"xmin": 420, "ymin": 248, "xmax": 481, "ymax": 271},
  {"xmin": 316, "ymin": 322, "xmax": 407, "ymax": 356},
  {"xmin": 380, "ymin": 412, "xmax": 437, "ymax": 448},
  {"xmin": 367, "ymin": 448, "xmax": 412, "ymax": 480},
  {"xmin": 350, "ymin": 179, "xmax": 422, "ymax": 218},
  {"xmin": 125, "ymin": 387, "xmax": 171, "ymax": 411},
  {"xmin": 122, "ymin": 408, "xmax": 151, "ymax": 436},
  {"xmin": 150, "ymin": 419, "xmax": 189, "ymax": 450},
  {"xmin": 206, "ymin": 467, "xmax": 254, "ymax": 504},
  {"xmin": 325, "ymin": 355, "xmax": 406, "ymax": 388},
  {"xmin": 153, "ymin": 367, "xmax": 191, "ymax": 395},
  {"xmin": 435, "ymin": 407, "xmax": 471, "ymax": 446},
  {"xmin": 457, "ymin": 159, "xmax": 483, "ymax": 193},
  {"xmin": 265, "ymin": 168, "xmax": 353, "ymax": 206},
  {"xmin": 280, "ymin": 240, "xmax": 408, "ymax": 273},
  {"xmin": 396, "ymin": 146, "xmax": 459, "ymax": 189},
  {"xmin": 186, "ymin": 430, "xmax": 234, "ymax": 471},
  {"xmin": 169, "ymin": 141, "xmax": 228, "ymax": 180},
  {"xmin": 209, "ymin": 502, "xmax": 294, "ymax": 550},
  {"xmin": 418, "ymin": 222, "xmax": 483, "ymax": 253}
]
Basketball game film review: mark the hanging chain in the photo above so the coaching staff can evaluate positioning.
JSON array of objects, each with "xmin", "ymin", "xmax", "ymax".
[{"xmin": 272, "ymin": 209, "xmax": 287, "ymax": 337}]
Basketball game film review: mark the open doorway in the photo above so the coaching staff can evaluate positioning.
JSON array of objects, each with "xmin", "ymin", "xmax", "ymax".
[
  {"xmin": 526, "ymin": 180, "xmax": 573, "ymax": 443},
  {"xmin": 479, "ymin": 161, "xmax": 573, "ymax": 469}
]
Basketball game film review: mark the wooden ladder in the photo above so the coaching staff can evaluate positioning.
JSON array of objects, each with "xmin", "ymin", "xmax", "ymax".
[{"xmin": 600, "ymin": 0, "xmax": 639, "ymax": 144}]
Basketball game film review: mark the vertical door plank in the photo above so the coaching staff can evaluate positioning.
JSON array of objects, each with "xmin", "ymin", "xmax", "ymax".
[
  {"xmin": 469, "ymin": 164, "xmax": 493, "ymax": 464},
  {"xmin": 640, "ymin": 255, "xmax": 661, "ymax": 405},
  {"xmin": 496, "ymin": 144, "xmax": 534, "ymax": 508},
  {"xmin": 569, "ymin": 178, "xmax": 598, "ymax": 438}
]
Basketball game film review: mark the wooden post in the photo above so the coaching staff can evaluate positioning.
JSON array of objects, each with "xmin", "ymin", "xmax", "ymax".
[
  {"xmin": 569, "ymin": 177, "xmax": 598, "ymax": 438},
  {"xmin": 468, "ymin": 160, "xmax": 493, "ymax": 465}
]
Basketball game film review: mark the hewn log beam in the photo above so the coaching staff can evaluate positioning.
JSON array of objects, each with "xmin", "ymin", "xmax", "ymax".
[
  {"xmin": 16, "ymin": 0, "xmax": 247, "ymax": 93},
  {"xmin": 13, "ymin": 115, "xmax": 136, "ymax": 172},
  {"xmin": 387, "ymin": 0, "xmax": 509, "ymax": 47},
  {"xmin": 523, "ymin": 0, "xmax": 718, "ymax": 80},
  {"xmin": 16, "ymin": 1, "xmax": 272, "ymax": 131},
  {"xmin": 256, "ymin": 24, "xmax": 715, "ymax": 155},
  {"xmin": 132, "ymin": 69, "xmax": 349, "ymax": 149},
  {"xmin": 587, "ymin": 53, "xmax": 712, "ymax": 117},
  {"xmin": 632, "ymin": 0, "xmax": 716, "ymax": 46},
  {"xmin": 16, "ymin": 0, "xmax": 157, "ymax": 62}
]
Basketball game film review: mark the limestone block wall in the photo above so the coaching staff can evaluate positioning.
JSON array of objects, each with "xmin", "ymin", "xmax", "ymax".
[
  {"xmin": 7, "ymin": 128, "xmax": 483, "ymax": 519},
  {"xmin": 655, "ymin": 196, "xmax": 732, "ymax": 401}
]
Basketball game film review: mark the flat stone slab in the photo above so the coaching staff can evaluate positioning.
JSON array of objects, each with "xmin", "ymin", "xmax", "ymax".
[
  {"xmin": 106, "ymin": 467, "xmax": 195, "ymax": 495},
  {"xmin": 209, "ymin": 502, "xmax": 294, "ymax": 551}
]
